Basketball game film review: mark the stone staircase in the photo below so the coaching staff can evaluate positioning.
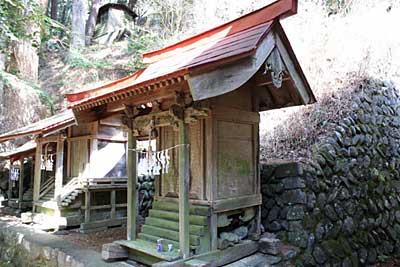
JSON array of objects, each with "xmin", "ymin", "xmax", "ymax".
[{"xmin": 116, "ymin": 200, "xmax": 210, "ymax": 266}]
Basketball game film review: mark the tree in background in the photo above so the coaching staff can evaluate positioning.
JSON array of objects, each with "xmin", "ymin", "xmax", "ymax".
[{"xmin": 71, "ymin": 0, "xmax": 86, "ymax": 48}]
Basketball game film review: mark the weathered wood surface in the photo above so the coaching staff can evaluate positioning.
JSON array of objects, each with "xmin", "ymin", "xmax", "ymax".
[
  {"xmin": 33, "ymin": 142, "xmax": 42, "ymax": 203},
  {"xmin": 85, "ymin": 190, "xmax": 91, "ymax": 223},
  {"xmin": 179, "ymin": 120, "xmax": 190, "ymax": 258},
  {"xmin": 102, "ymin": 243, "xmax": 128, "ymax": 262},
  {"xmin": 54, "ymin": 136, "xmax": 64, "ymax": 200},
  {"xmin": 18, "ymin": 159, "xmax": 24, "ymax": 209},
  {"xmin": 127, "ymin": 129, "xmax": 138, "ymax": 240},
  {"xmin": 153, "ymin": 240, "xmax": 258, "ymax": 267}
]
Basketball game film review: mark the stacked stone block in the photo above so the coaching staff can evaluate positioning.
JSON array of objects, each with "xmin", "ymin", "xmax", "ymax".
[{"xmin": 261, "ymin": 80, "xmax": 400, "ymax": 266}]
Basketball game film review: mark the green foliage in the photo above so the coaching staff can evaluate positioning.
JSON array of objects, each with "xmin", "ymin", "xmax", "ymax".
[
  {"xmin": 32, "ymin": 86, "xmax": 55, "ymax": 114},
  {"xmin": 0, "ymin": 0, "xmax": 46, "ymax": 52},
  {"xmin": 126, "ymin": 31, "xmax": 159, "ymax": 71},
  {"xmin": 66, "ymin": 49, "xmax": 113, "ymax": 70}
]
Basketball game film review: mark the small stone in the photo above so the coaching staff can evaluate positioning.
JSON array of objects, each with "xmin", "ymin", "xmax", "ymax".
[
  {"xmin": 259, "ymin": 237, "xmax": 282, "ymax": 255},
  {"xmin": 313, "ymin": 246, "xmax": 327, "ymax": 265},
  {"xmin": 343, "ymin": 217, "xmax": 355, "ymax": 236},
  {"xmin": 281, "ymin": 177, "xmax": 305, "ymax": 190},
  {"xmin": 325, "ymin": 205, "xmax": 339, "ymax": 222},
  {"xmin": 288, "ymin": 221, "xmax": 303, "ymax": 232},
  {"xmin": 358, "ymin": 248, "xmax": 368, "ymax": 265},
  {"xmin": 267, "ymin": 206, "xmax": 280, "ymax": 223},
  {"xmin": 268, "ymin": 221, "xmax": 281, "ymax": 232},
  {"xmin": 317, "ymin": 193, "xmax": 327, "ymax": 207},
  {"xmin": 315, "ymin": 223, "xmax": 325, "ymax": 240},
  {"xmin": 288, "ymin": 231, "xmax": 308, "ymax": 248},
  {"xmin": 286, "ymin": 205, "xmax": 305, "ymax": 220},
  {"xmin": 280, "ymin": 189, "xmax": 307, "ymax": 205}
]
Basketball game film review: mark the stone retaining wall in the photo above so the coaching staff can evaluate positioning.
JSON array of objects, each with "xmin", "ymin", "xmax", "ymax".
[
  {"xmin": 0, "ymin": 228, "xmax": 82, "ymax": 267},
  {"xmin": 261, "ymin": 81, "xmax": 400, "ymax": 266}
]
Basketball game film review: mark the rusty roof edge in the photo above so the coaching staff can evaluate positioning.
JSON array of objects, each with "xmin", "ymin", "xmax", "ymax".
[{"xmin": 143, "ymin": 0, "xmax": 297, "ymax": 63}]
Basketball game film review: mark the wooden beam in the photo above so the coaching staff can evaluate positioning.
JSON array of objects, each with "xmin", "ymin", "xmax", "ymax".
[
  {"xmin": 18, "ymin": 158, "xmax": 24, "ymax": 210},
  {"xmin": 179, "ymin": 120, "xmax": 190, "ymax": 258},
  {"xmin": 275, "ymin": 33, "xmax": 310, "ymax": 104},
  {"xmin": 127, "ymin": 128, "xmax": 138, "ymax": 240},
  {"xmin": 33, "ymin": 142, "xmax": 42, "ymax": 204},
  {"xmin": 54, "ymin": 136, "xmax": 64, "ymax": 202}
]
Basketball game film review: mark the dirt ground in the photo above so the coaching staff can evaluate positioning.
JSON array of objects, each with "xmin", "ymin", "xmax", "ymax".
[
  {"xmin": 0, "ymin": 208, "xmax": 126, "ymax": 253},
  {"xmin": 61, "ymin": 227, "xmax": 127, "ymax": 252}
]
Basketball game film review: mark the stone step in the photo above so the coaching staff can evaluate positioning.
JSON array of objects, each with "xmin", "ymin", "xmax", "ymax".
[
  {"xmin": 141, "ymin": 225, "xmax": 200, "ymax": 246},
  {"xmin": 138, "ymin": 233, "xmax": 198, "ymax": 251},
  {"xmin": 115, "ymin": 239, "xmax": 180, "ymax": 265},
  {"xmin": 148, "ymin": 210, "xmax": 208, "ymax": 226},
  {"xmin": 145, "ymin": 217, "xmax": 204, "ymax": 236},
  {"xmin": 152, "ymin": 200, "xmax": 210, "ymax": 217}
]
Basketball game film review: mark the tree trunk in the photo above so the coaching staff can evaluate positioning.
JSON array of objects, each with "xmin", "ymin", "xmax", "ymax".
[
  {"xmin": 0, "ymin": 49, "xmax": 5, "ymax": 116},
  {"xmin": 85, "ymin": 0, "xmax": 102, "ymax": 46},
  {"xmin": 13, "ymin": 39, "xmax": 39, "ymax": 82},
  {"xmin": 51, "ymin": 0, "xmax": 59, "ymax": 20},
  {"xmin": 71, "ymin": 0, "xmax": 87, "ymax": 49},
  {"xmin": 128, "ymin": 0, "xmax": 137, "ymax": 10},
  {"xmin": 12, "ymin": 0, "xmax": 49, "ymax": 82}
]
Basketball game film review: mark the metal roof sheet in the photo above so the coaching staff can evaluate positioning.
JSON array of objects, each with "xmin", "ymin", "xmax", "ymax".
[
  {"xmin": 0, "ymin": 109, "xmax": 75, "ymax": 142},
  {"xmin": 0, "ymin": 140, "xmax": 36, "ymax": 159},
  {"xmin": 65, "ymin": 0, "xmax": 298, "ymax": 110}
]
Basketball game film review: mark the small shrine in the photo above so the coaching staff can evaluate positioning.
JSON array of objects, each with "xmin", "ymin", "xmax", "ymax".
[
  {"xmin": 0, "ymin": 140, "xmax": 36, "ymax": 210},
  {"xmin": 66, "ymin": 0, "xmax": 316, "ymax": 265},
  {"xmin": 0, "ymin": 110, "xmax": 130, "ymax": 231}
]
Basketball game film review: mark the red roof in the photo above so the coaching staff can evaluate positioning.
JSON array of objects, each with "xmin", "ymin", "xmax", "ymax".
[
  {"xmin": 0, "ymin": 109, "xmax": 75, "ymax": 142},
  {"xmin": 66, "ymin": 0, "xmax": 298, "ymax": 110}
]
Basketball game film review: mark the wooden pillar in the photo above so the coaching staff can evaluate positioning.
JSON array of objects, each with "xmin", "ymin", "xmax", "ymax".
[
  {"xmin": 54, "ymin": 136, "xmax": 64, "ymax": 201},
  {"xmin": 85, "ymin": 190, "xmax": 91, "ymax": 223},
  {"xmin": 178, "ymin": 120, "xmax": 190, "ymax": 258},
  {"xmin": 89, "ymin": 138, "xmax": 98, "ymax": 178},
  {"xmin": 7, "ymin": 161, "xmax": 12, "ymax": 203},
  {"xmin": 18, "ymin": 158, "xmax": 24, "ymax": 209},
  {"xmin": 127, "ymin": 128, "xmax": 137, "ymax": 241},
  {"xmin": 33, "ymin": 141, "xmax": 42, "ymax": 203}
]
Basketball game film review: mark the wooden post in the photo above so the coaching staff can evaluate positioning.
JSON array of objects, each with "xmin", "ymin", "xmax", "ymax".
[
  {"xmin": 179, "ymin": 120, "xmax": 190, "ymax": 258},
  {"xmin": 85, "ymin": 190, "xmax": 91, "ymax": 223},
  {"xmin": 8, "ymin": 161, "xmax": 12, "ymax": 203},
  {"xmin": 127, "ymin": 128, "xmax": 137, "ymax": 240},
  {"xmin": 33, "ymin": 141, "xmax": 42, "ymax": 204},
  {"xmin": 54, "ymin": 136, "xmax": 64, "ymax": 202},
  {"xmin": 111, "ymin": 190, "xmax": 116, "ymax": 219},
  {"xmin": 18, "ymin": 158, "xmax": 24, "ymax": 210}
]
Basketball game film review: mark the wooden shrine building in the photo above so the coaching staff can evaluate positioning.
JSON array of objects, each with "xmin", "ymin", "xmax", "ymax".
[
  {"xmin": 66, "ymin": 0, "xmax": 316, "ymax": 265},
  {"xmin": 0, "ymin": 109, "xmax": 129, "ymax": 232},
  {"xmin": 0, "ymin": 140, "xmax": 36, "ymax": 210}
]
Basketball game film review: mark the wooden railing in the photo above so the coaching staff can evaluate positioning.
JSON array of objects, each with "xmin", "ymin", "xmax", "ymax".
[
  {"xmin": 39, "ymin": 177, "xmax": 55, "ymax": 199},
  {"xmin": 58, "ymin": 177, "xmax": 82, "ymax": 203},
  {"xmin": 57, "ymin": 177, "xmax": 128, "ymax": 203},
  {"xmin": 84, "ymin": 177, "xmax": 128, "ymax": 189}
]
